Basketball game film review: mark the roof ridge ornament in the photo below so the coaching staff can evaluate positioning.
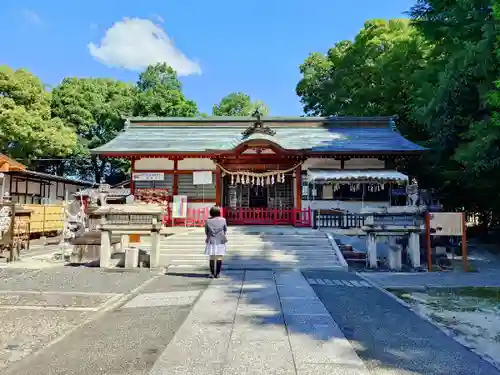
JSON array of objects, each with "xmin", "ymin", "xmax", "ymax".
[{"xmin": 241, "ymin": 108, "xmax": 276, "ymax": 137}]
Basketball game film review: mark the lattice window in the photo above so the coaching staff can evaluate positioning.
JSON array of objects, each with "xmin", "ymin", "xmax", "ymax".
[{"xmin": 178, "ymin": 173, "xmax": 216, "ymax": 200}]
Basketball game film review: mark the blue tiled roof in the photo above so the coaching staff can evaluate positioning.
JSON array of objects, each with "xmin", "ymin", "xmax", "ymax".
[{"xmin": 92, "ymin": 117, "xmax": 427, "ymax": 154}]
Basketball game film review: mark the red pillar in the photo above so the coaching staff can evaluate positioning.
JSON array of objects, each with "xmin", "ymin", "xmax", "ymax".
[
  {"xmin": 295, "ymin": 164, "xmax": 302, "ymax": 211},
  {"xmin": 130, "ymin": 158, "xmax": 136, "ymax": 195},
  {"xmin": 215, "ymin": 165, "xmax": 222, "ymax": 207}
]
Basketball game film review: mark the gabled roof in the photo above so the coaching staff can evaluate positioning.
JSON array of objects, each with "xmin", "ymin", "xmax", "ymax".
[
  {"xmin": 0, "ymin": 153, "xmax": 26, "ymax": 172},
  {"xmin": 91, "ymin": 116, "xmax": 427, "ymax": 155}
]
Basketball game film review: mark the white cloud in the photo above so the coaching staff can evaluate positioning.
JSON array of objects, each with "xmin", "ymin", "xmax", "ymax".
[
  {"xmin": 21, "ymin": 8, "xmax": 42, "ymax": 25},
  {"xmin": 88, "ymin": 18, "xmax": 201, "ymax": 76},
  {"xmin": 151, "ymin": 14, "xmax": 164, "ymax": 23}
]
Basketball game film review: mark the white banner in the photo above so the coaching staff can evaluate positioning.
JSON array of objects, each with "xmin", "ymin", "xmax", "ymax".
[
  {"xmin": 132, "ymin": 172, "xmax": 164, "ymax": 181},
  {"xmin": 193, "ymin": 171, "xmax": 213, "ymax": 185},
  {"xmin": 172, "ymin": 195, "xmax": 188, "ymax": 218}
]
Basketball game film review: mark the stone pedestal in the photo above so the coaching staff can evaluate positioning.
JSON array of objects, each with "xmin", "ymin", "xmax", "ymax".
[
  {"xmin": 121, "ymin": 234, "xmax": 129, "ymax": 250},
  {"xmin": 408, "ymin": 232, "xmax": 421, "ymax": 268},
  {"xmin": 125, "ymin": 247, "xmax": 139, "ymax": 268},
  {"xmin": 100, "ymin": 230, "xmax": 112, "ymax": 268},
  {"xmin": 150, "ymin": 230, "xmax": 161, "ymax": 268},
  {"xmin": 388, "ymin": 246, "xmax": 402, "ymax": 270},
  {"xmin": 367, "ymin": 233, "xmax": 378, "ymax": 268}
]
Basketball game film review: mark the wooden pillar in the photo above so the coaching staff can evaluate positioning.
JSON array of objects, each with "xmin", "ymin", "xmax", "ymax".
[
  {"xmin": 130, "ymin": 158, "xmax": 136, "ymax": 195},
  {"xmin": 295, "ymin": 164, "xmax": 302, "ymax": 211},
  {"xmin": 172, "ymin": 159, "xmax": 179, "ymax": 195},
  {"xmin": 215, "ymin": 165, "xmax": 222, "ymax": 206}
]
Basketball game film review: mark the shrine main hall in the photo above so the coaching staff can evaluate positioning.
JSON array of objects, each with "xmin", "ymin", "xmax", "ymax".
[{"xmin": 92, "ymin": 115, "xmax": 426, "ymax": 225}]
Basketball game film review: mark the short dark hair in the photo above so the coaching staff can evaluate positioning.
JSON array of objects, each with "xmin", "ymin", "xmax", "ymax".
[{"xmin": 209, "ymin": 206, "xmax": 221, "ymax": 217}]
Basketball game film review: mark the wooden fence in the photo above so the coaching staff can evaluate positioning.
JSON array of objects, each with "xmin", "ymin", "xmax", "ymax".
[
  {"xmin": 21, "ymin": 203, "xmax": 65, "ymax": 235},
  {"xmin": 312, "ymin": 210, "xmax": 366, "ymax": 229}
]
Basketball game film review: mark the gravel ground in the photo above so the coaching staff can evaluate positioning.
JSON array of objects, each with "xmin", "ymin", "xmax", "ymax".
[{"xmin": 0, "ymin": 269, "xmax": 210, "ymax": 375}]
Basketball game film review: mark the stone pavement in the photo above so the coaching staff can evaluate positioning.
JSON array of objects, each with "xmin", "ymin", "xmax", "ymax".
[
  {"xmin": 304, "ymin": 270, "xmax": 500, "ymax": 375},
  {"xmin": 2, "ymin": 266, "xmax": 500, "ymax": 374},
  {"xmin": 358, "ymin": 270, "xmax": 500, "ymax": 288},
  {"xmin": 150, "ymin": 270, "xmax": 369, "ymax": 375}
]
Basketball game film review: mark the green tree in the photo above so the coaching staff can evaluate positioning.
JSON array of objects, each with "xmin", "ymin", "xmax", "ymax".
[
  {"xmin": 296, "ymin": 19, "xmax": 429, "ymax": 142},
  {"xmin": 409, "ymin": 0, "xmax": 499, "ymax": 220},
  {"xmin": 133, "ymin": 63, "xmax": 198, "ymax": 117},
  {"xmin": 0, "ymin": 66, "xmax": 77, "ymax": 165},
  {"xmin": 51, "ymin": 77, "xmax": 135, "ymax": 183},
  {"xmin": 212, "ymin": 92, "xmax": 270, "ymax": 116}
]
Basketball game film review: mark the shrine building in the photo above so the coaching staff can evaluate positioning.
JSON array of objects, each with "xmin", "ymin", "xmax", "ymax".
[{"xmin": 92, "ymin": 115, "xmax": 427, "ymax": 226}]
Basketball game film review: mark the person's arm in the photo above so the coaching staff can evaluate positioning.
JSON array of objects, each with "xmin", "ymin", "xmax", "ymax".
[
  {"xmin": 223, "ymin": 218, "xmax": 227, "ymax": 234},
  {"xmin": 205, "ymin": 221, "xmax": 210, "ymax": 236}
]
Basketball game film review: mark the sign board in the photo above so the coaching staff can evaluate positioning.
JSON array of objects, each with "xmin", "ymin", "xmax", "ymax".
[
  {"xmin": 132, "ymin": 172, "xmax": 164, "ymax": 181},
  {"xmin": 172, "ymin": 195, "xmax": 188, "ymax": 218},
  {"xmin": 193, "ymin": 171, "xmax": 212, "ymax": 185},
  {"xmin": 429, "ymin": 212, "xmax": 463, "ymax": 236}
]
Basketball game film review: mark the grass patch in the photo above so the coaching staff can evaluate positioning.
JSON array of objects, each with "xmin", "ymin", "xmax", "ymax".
[{"xmin": 433, "ymin": 287, "xmax": 500, "ymax": 301}]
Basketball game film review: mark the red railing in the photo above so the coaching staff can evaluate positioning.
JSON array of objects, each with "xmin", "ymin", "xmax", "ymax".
[
  {"xmin": 223, "ymin": 207, "xmax": 312, "ymax": 227},
  {"xmin": 163, "ymin": 207, "xmax": 209, "ymax": 227},
  {"xmin": 163, "ymin": 207, "xmax": 312, "ymax": 227}
]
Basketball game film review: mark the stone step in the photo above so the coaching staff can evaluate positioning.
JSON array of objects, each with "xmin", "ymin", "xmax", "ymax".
[
  {"xmin": 159, "ymin": 255, "xmax": 338, "ymax": 261},
  {"xmin": 165, "ymin": 261, "xmax": 344, "ymax": 270}
]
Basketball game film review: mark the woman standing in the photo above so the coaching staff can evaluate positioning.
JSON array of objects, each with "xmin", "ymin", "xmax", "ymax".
[{"xmin": 204, "ymin": 206, "xmax": 227, "ymax": 278}]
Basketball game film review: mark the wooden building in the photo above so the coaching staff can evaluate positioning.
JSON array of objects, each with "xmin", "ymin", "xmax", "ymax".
[
  {"xmin": 0, "ymin": 153, "xmax": 94, "ymax": 204},
  {"xmin": 92, "ymin": 115, "xmax": 427, "ymax": 225}
]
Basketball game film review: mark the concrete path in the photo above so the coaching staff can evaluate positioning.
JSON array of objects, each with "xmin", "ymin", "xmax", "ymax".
[
  {"xmin": 3, "ymin": 266, "xmax": 500, "ymax": 374},
  {"xmin": 304, "ymin": 270, "xmax": 500, "ymax": 375},
  {"xmin": 150, "ymin": 270, "xmax": 369, "ymax": 375},
  {"xmin": 359, "ymin": 271, "xmax": 500, "ymax": 288}
]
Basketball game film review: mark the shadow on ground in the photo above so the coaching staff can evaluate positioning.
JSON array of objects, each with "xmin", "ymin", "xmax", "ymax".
[{"xmin": 161, "ymin": 226, "xmax": 500, "ymax": 375}]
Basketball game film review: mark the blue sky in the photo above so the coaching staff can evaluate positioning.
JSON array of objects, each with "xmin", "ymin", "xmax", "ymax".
[{"xmin": 1, "ymin": 0, "xmax": 416, "ymax": 116}]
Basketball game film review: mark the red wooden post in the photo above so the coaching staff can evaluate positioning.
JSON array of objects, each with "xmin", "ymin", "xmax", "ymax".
[
  {"xmin": 273, "ymin": 207, "xmax": 278, "ymax": 225},
  {"xmin": 215, "ymin": 165, "xmax": 222, "ymax": 206},
  {"xmin": 462, "ymin": 212, "xmax": 468, "ymax": 272},
  {"xmin": 295, "ymin": 164, "xmax": 302, "ymax": 211}
]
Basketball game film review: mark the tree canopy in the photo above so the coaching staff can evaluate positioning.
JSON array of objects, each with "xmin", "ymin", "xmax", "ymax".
[
  {"xmin": 0, "ymin": 66, "xmax": 77, "ymax": 164},
  {"xmin": 212, "ymin": 92, "xmax": 269, "ymax": 116},
  {"xmin": 296, "ymin": 1, "xmax": 500, "ymax": 228}
]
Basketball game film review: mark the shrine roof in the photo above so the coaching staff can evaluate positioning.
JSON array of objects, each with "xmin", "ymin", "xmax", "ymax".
[{"xmin": 91, "ymin": 116, "xmax": 427, "ymax": 155}]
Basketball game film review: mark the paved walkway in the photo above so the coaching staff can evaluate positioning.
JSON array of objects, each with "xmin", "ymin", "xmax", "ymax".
[
  {"xmin": 304, "ymin": 270, "xmax": 500, "ymax": 375},
  {"xmin": 2, "ymin": 266, "xmax": 500, "ymax": 374},
  {"xmin": 150, "ymin": 270, "xmax": 369, "ymax": 375},
  {"xmin": 359, "ymin": 270, "xmax": 500, "ymax": 288}
]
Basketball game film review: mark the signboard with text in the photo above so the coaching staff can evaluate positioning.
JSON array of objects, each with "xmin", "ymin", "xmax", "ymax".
[
  {"xmin": 132, "ymin": 172, "xmax": 165, "ymax": 181},
  {"xmin": 193, "ymin": 171, "xmax": 213, "ymax": 185},
  {"xmin": 429, "ymin": 212, "xmax": 463, "ymax": 236}
]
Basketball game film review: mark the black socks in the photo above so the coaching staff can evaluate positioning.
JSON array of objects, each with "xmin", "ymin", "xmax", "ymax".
[
  {"xmin": 216, "ymin": 260, "xmax": 222, "ymax": 277},
  {"xmin": 209, "ymin": 259, "xmax": 215, "ymax": 276}
]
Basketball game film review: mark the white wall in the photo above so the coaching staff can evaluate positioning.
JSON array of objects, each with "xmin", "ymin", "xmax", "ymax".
[
  {"xmin": 302, "ymin": 158, "xmax": 384, "ymax": 170},
  {"xmin": 178, "ymin": 158, "xmax": 215, "ymax": 170},
  {"xmin": 134, "ymin": 157, "xmax": 215, "ymax": 171},
  {"xmin": 302, "ymin": 200, "xmax": 390, "ymax": 213},
  {"xmin": 344, "ymin": 158, "xmax": 384, "ymax": 169},
  {"xmin": 135, "ymin": 158, "xmax": 174, "ymax": 170}
]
